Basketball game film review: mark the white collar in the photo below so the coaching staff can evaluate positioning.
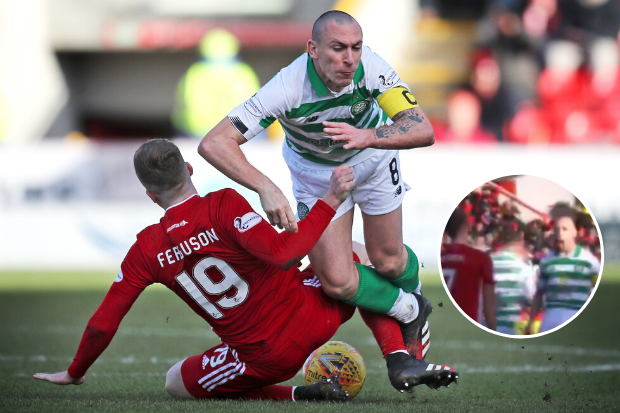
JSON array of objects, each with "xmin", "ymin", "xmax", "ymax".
[{"xmin": 165, "ymin": 194, "xmax": 199, "ymax": 212}]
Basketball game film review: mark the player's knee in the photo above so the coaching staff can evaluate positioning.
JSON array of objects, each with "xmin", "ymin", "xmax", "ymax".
[
  {"xmin": 322, "ymin": 279, "xmax": 358, "ymax": 301},
  {"xmin": 367, "ymin": 245, "xmax": 408, "ymax": 279},
  {"xmin": 371, "ymin": 255, "xmax": 405, "ymax": 279},
  {"xmin": 165, "ymin": 360, "xmax": 193, "ymax": 399}
]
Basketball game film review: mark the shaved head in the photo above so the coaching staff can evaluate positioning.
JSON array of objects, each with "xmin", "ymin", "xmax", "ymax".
[{"xmin": 312, "ymin": 10, "xmax": 361, "ymax": 44}]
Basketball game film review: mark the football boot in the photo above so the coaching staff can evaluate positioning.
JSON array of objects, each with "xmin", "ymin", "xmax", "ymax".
[
  {"xmin": 294, "ymin": 375, "xmax": 348, "ymax": 401},
  {"xmin": 386, "ymin": 352, "xmax": 458, "ymax": 392}
]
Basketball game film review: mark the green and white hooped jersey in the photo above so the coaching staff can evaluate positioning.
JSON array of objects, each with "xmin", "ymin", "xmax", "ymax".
[
  {"xmin": 539, "ymin": 245, "xmax": 600, "ymax": 310},
  {"xmin": 491, "ymin": 250, "xmax": 535, "ymax": 330},
  {"xmin": 228, "ymin": 46, "xmax": 409, "ymax": 166}
]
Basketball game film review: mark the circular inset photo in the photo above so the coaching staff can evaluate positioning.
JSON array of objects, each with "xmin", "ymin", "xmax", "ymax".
[{"xmin": 439, "ymin": 175, "xmax": 603, "ymax": 338}]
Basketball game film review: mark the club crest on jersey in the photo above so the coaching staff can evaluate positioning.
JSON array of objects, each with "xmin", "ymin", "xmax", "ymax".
[
  {"xmin": 351, "ymin": 99, "xmax": 370, "ymax": 116},
  {"xmin": 234, "ymin": 212, "xmax": 262, "ymax": 233}
]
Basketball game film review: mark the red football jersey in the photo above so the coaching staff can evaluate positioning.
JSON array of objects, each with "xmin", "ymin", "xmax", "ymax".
[
  {"xmin": 68, "ymin": 189, "xmax": 335, "ymax": 377},
  {"xmin": 441, "ymin": 243, "xmax": 494, "ymax": 322}
]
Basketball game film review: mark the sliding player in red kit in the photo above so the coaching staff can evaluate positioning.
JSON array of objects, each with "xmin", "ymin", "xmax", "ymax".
[
  {"xmin": 441, "ymin": 208, "xmax": 496, "ymax": 330},
  {"xmin": 34, "ymin": 139, "xmax": 457, "ymax": 401}
]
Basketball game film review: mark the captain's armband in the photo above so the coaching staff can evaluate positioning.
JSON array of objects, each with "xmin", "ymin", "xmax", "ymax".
[{"xmin": 376, "ymin": 87, "xmax": 419, "ymax": 119}]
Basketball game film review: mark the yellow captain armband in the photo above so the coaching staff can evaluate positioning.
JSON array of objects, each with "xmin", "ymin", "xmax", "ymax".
[{"xmin": 376, "ymin": 87, "xmax": 419, "ymax": 119}]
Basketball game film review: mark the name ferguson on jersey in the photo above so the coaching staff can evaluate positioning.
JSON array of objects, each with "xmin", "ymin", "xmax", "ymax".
[{"xmin": 157, "ymin": 228, "xmax": 219, "ymax": 267}]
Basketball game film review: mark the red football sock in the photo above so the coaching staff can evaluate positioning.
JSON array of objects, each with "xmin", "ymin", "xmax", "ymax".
[
  {"xmin": 359, "ymin": 309, "xmax": 406, "ymax": 357},
  {"xmin": 240, "ymin": 385, "xmax": 294, "ymax": 401}
]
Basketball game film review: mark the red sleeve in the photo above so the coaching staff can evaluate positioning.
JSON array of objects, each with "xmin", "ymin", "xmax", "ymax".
[
  {"xmin": 481, "ymin": 252, "xmax": 495, "ymax": 284},
  {"xmin": 67, "ymin": 288, "xmax": 138, "ymax": 378},
  {"xmin": 67, "ymin": 242, "xmax": 152, "ymax": 377},
  {"xmin": 216, "ymin": 189, "xmax": 336, "ymax": 269}
]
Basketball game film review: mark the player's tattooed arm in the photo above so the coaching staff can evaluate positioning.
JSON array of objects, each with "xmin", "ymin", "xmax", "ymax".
[
  {"xmin": 371, "ymin": 107, "xmax": 434, "ymax": 149},
  {"xmin": 324, "ymin": 107, "xmax": 434, "ymax": 150}
]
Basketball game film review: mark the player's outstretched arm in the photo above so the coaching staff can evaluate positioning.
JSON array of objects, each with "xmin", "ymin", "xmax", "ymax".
[
  {"xmin": 199, "ymin": 117, "xmax": 298, "ymax": 234},
  {"xmin": 33, "ymin": 371, "xmax": 84, "ymax": 386},
  {"xmin": 232, "ymin": 165, "xmax": 354, "ymax": 270},
  {"xmin": 324, "ymin": 106, "xmax": 434, "ymax": 151},
  {"xmin": 32, "ymin": 288, "xmax": 139, "ymax": 384}
]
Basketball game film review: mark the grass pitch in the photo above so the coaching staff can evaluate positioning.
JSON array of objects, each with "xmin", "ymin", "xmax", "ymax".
[{"xmin": 1, "ymin": 266, "xmax": 619, "ymax": 412}]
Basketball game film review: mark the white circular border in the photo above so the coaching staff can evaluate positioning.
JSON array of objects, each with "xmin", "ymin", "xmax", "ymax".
[{"xmin": 436, "ymin": 173, "xmax": 606, "ymax": 340}]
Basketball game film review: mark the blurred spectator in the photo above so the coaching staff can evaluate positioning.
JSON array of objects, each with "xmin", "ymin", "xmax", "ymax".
[
  {"xmin": 172, "ymin": 29, "xmax": 260, "ymax": 138},
  {"xmin": 479, "ymin": 1, "xmax": 540, "ymax": 107},
  {"xmin": 470, "ymin": 51, "xmax": 515, "ymax": 140},
  {"xmin": 434, "ymin": 90, "xmax": 498, "ymax": 143}
]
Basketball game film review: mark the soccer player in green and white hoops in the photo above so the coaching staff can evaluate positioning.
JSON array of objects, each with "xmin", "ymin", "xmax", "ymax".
[
  {"xmin": 525, "ymin": 207, "xmax": 600, "ymax": 334},
  {"xmin": 199, "ymin": 10, "xmax": 445, "ymax": 389},
  {"xmin": 491, "ymin": 223, "xmax": 536, "ymax": 335}
]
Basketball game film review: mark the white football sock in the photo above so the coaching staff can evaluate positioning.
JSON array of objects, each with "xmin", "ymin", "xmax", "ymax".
[{"xmin": 386, "ymin": 289, "xmax": 419, "ymax": 324}]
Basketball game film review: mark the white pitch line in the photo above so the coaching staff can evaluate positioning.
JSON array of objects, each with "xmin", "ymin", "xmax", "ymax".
[
  {"xmin": 457, "ymin": 363, "xmax": 620, "ymax": 374},
  {"xmin": 21, "ymin": 325, "xmax": 620, "ymax": 358},
  {"xmin": 9, "ymin": 355, "xmax": 620, "ymax": 376}
]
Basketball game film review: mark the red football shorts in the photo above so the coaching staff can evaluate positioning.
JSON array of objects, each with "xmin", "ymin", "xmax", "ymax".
[{"xmin": 180, "ymin": 270, "xmax": 355, "ymax": 398}]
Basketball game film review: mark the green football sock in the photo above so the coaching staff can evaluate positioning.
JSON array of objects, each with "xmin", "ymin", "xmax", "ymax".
[
  {"xmin": 344, "ymin": 262, "xmax": 400, "ymax": 313},
  {"xmin": 389, "ymin": 244, "xmax": 420, "ymax": 293}
]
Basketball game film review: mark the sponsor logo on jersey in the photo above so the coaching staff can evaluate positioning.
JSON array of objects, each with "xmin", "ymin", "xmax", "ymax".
[
  {"xmin": 244, "ymin": 96, "xmax": 263, "ymax": 118},
  {"xmin": 351, "ymin": 99, "xmax": 370, "ymax": 116},
  {"xmin": 201, "ymin": 355, "xmax": 210, "ymax": 370},
  {"xmin": 313, "ymin": 137, "xmax": 340, "ymax": 149},
  {"xmin": 233, "ymin": 212, "xmax": 262, "ymax": 233},
  {"xmin": 167, "ymin": 220, "xmax": 188, "ymax": 233},
  {"xmin": 297, "ymin": 202, "xmax": 309, "ymax": 220},
  {"xmin": 307, "ymin": 115, "xmax": 319, "ymax": 123},
  {"xmin": 378, "ymin": 72, "xmax": 398, "ymax": 87},
  {"xmin": 114, "ymin": 270, "xmax": 123, "ymax": 282}
]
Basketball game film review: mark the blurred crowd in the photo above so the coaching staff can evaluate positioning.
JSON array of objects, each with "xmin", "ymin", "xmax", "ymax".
[
  {"xmin": 424, "ymin": 0, "xmax": 620, "ymax": 143},
  {"xmin": 454, "ymin": 183, "xmax": 601, "ymax": 261}
]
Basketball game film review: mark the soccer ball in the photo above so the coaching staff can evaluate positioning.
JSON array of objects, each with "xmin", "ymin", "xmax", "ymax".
[{"xmin": 302, "ymin": 341, "xmax": 366, "ymax": 399}]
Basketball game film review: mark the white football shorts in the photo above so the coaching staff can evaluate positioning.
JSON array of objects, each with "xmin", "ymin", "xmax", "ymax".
[{"xmin": 283, "ymin": 146, "xmax": 410, "ymax": 221}]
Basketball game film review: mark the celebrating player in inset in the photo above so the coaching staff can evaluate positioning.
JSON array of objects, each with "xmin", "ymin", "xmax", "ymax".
[
  {"xmin": 200, "ymin": 10, "xmax": 435, "ymax": 366},
  {"xmin": 34, "ymin": 139, "xmax": 458, "ymax": 400}
]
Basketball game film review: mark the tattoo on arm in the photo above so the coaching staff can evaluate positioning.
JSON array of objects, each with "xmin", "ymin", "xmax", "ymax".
[{"xmin": 374, "ymin": 108, "xmax": 425, "ymax": 139}]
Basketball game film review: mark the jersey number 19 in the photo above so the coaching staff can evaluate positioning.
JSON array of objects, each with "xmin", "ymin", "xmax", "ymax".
[{"xmin": 175, "ymin": 257, "xmax": 249, "ymax": 319}]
